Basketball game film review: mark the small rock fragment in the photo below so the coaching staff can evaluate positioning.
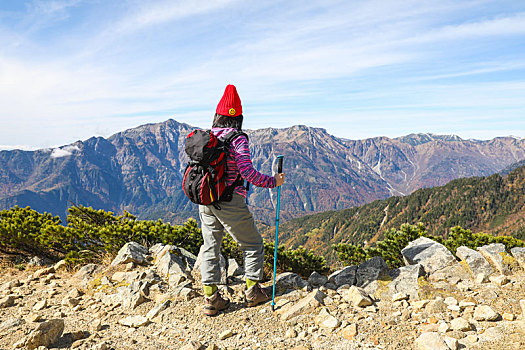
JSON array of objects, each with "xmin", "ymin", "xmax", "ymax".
[
  {"xmin": 219, "ymin": 329, "xmax": 234, "ymax": 340},
  {"xmin": 33, "ymin": 299, "xmax": 48, "ymax": 311},
  {"xmin": 342, "ymin": 324, "xmax": 358, "ymax": 340},
  {"xmin": 118, "ymin": 316, "xmax": 150, "ymax": 328}
]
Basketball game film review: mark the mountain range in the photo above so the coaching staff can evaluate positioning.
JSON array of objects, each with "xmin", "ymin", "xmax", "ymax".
[{"xmin": 1, "ymin": 119, "xmax": 524, "ymax": 224}]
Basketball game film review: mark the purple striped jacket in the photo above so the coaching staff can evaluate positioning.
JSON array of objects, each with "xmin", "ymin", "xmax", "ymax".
[{"xmin": 211, "ymin": 127, "xmax": 276, "ymax": 197}]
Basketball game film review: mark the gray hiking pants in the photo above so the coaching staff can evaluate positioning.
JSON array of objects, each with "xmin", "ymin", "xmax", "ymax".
[{"xmin": 199, "ymin": 194, "xmax": 264, "ymax": 285}]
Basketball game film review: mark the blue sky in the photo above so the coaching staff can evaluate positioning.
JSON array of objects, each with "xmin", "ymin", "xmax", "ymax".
[{"xmin": 0, "ymin": 0, "xmax": 524, "ymax": 149}]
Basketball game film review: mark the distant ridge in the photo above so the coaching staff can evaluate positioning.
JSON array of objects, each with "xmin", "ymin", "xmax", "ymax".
[{"xmin": 1, "ymin": 119, "xmax": 524, "ymax": 224}]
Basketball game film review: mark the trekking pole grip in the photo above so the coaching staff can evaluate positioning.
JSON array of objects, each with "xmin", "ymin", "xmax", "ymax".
[{"xmin": 277, "ymin": 155, "xmax": 284, "ymax": 173}]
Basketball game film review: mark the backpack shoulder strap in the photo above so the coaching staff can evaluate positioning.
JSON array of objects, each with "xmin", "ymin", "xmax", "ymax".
[{"xmin": 222, "ymin": 130, "xmax": 248, "ymax": 146}]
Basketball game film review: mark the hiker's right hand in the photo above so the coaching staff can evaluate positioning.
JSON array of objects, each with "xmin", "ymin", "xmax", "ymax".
[{"xmin": 275, "ymin": 173, "xmax": 285, "ymax": 187}]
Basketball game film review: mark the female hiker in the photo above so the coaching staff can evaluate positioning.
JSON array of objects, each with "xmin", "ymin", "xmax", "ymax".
[{"xmin": 199, "ymin": 84, "xmax": 285, "ymax": 316}]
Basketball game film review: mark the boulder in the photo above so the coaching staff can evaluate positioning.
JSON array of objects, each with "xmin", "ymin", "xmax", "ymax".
[
  {"xmin": 156, "ymin": 246, "xmax": 193, "ymax": 279},
  {"xmin": 415, "ymin": 332, "xmax": 449, "ymax": 350},
  {"xmin": 328, "ymin": 265, "xmax": 357, "ymax": 287},
  {"xmin": 275, "ymin": 272, "xmax": 308, "ymax": 293},
  {"xmin": 280, "ymin": 289, "xmax": 326, "ymax": 321},
  {"xmin": 385, "ymin": 264, "xmax": 424, "ymax": 300},
  {"xmin": 111, "ymin": 242, "xmax": 149, "ymax": 266},
  {"xmin": 401, "ymin": 237, "xmax": 457, "ymax": 274},
  {"xmin": 356, "ymin": 256, "xmax": 389, "ymax": 294},
  {"xmin": 510, "ymin": 247, "xmax": 525, "ymax": 270},
  {"xmin": 341, "ymin": 286, "xmax": 373, "ymax": 307},
  {"xmin": 456, "ymin": 246, "xmax": 494, "ymax": 281},
  {"xmin": 474, "ymin": 305, "xmax": 500, "ymax": 321},
  {"xmin": 477, "ymin": 243, "xmax": 515, "ymax": 275},
  {"xmin": 25, "ymin": 319, "xmax": 65, "ymax": 350},
  {"xmin": 308, "ymin": 271, "xmax": 328, "ymax": 287}
]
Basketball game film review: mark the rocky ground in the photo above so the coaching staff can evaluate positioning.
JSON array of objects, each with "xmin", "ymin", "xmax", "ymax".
[{"xmin": 1, "ymin": 238, "xmax": 525, "ymax": 350}]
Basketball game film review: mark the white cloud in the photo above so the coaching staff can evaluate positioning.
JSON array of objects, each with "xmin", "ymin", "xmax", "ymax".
[{"xmin": 50, "ymin": 145, "xmax": 80, "ymax": 158}]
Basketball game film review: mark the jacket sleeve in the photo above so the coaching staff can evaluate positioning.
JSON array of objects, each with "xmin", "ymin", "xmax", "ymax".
[{"xmin": 231, "ymin": 135, "xmax": 276, "ymax": 188}]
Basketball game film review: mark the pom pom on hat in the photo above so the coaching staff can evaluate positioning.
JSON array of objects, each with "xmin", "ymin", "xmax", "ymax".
[{"xmin": 216, "ymin": 84, "xmax": 242, "ymax": 117}]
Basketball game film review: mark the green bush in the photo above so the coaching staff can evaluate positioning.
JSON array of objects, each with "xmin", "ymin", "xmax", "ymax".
[
  {"xmin": 333, "ymin": 223, "xmax": 427, "ymax": 268},
  {"xmin": 0, "ymin": 205, "xmax": 327, "ymax": 276},
  {"xmin": 439, "ymin": 226, "xmax": 525, "ymax": 255},
  {"xmin": 333, "ymin": 223, "xmax": 525, "ymax": 268}
]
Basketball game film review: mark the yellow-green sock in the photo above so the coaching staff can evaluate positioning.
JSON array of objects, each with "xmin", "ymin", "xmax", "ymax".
[
  {"xmin": 246, "ymin": 278, "xmax": 257, "ymax": 289},
  {"xmin": 203, "ymin": 284, "xmax": 217, "ymax": 297}
]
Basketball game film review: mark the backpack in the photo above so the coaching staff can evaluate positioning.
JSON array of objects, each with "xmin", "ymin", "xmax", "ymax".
[{"xmin": 182, "ymin": 129, "xmax": 247, "ymax": 206}]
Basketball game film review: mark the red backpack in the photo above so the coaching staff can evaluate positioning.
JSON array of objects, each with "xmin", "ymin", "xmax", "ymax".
[{"xmin": 182, "ymin": 129, "xmax": 247, "ymax": 206}]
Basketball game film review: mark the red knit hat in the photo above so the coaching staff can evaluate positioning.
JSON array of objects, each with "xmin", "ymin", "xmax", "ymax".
[{"xmin": 216, "ymin": 84, "xmax": 242, "ymax": 117}]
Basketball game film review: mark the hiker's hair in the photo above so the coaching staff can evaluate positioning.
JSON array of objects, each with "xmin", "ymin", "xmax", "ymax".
[{"xmin": 212, "ymin": 113, "xmax": 243, "ymax": 131}]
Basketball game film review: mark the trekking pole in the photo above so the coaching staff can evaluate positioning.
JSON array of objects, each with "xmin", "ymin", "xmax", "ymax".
[{"xmin": 271, "ymin": 155, "xmax": 284, "ymax": 312}]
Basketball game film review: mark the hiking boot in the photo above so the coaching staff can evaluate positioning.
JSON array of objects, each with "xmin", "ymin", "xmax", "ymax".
[
  {"xmin": 245, "ymin": 283, "xmax": 272, "ymax": 307},
  {"xmin": 203, "ymin": 291, "xmax": 230, "ymax": 316}
]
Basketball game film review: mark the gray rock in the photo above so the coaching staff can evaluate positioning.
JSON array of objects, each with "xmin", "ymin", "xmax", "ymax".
[
  {"xmin": 0, "ymin": 295, "xmax": 16, "ymax": 308},
  {"xmin": 450, "ymin": 317, "xmax": 471, "ymax": 331},
  {"xmin": 0, "ymin": 317, "xmax": 24, "ymax": 331},
  {"xmin": 401, "ymin": 237, "xmax": 457, "ymax": 274},
  {"xmin": 178, "ymin": 287, "xmax": 198, "ymax": 301},
  {"xmin": 118, "ymin": 316, "xmax": 150, "ymax": 328},
  {"xmin": 275, "ymin": 272, "xmax": 308, "ymax": 292},
  {"xmin": 74, "ymin": 264, "xmax": 102, "ymax": 280},
  {"xmin": 155, "ymin": 246, "xmax": 192, "ymax": 280},
  {"xmin": 308, "ymin": 271, "xmax": 328, "ymax": 287},
  {"xmin": 341, "ymin": 286, "xmax": 373, "ymax": 307},
  {"xmin": 280, "ymin": 289, "xmax": 326, "ymax": 321},
  {"xmin": 456, "ymin": 246, "xmax": 494, "ymax": 281},
  {"xmin": 149, "ymin": 243, "xmax": 165, "ymax": 257},
  {"xmin": 510, "ymin": 247, "xmax": 525, "ymax": 270},
  {"xmin": 111, "ymin": 242, "xmax": 149, "ymax": 266},
  {"xmin": 386, "ymin": 264, "xmax": 424, "ymax": 300},
  {"xmin": 315, "ymin": 308, "xmax": 340, "ymax": 329},
  {"xmin": 120, "ymin": 281, "xmax": 150, "ymax": 309},
  {"xmin": 25, "ymin": 319, "xmax": 65, "ymax": 350},
  {"xmin": 27, "ymin": 256, "xmax": 52, "ymax": 267},
  {"xmin": 227, "ymin": 258, "xmax": 244, "ymax": 277},
  {"xmin": 415, "ymin": 332, "xmax": 449, "ymax": 350},
  {"xmin": 0, "ymin": 279, "xmax": 20, "ymax": 292},
  {"xmin": 356, "ymin": 256, "xmax": 389, "ymax": 294},
  {"xmin": 443, "ymin": 336, "xmax": 459, "ymax": 350},
  {"xmin": 328, "ymin": 265, "xmax": 357, "ymax": 287},
  {"xmin": 33, "ymin": 299, "xmax": 48, "ymax": 311},
  {"xmin": 477, "ymin": 243, "xmax": 512, "ymax": 275},
  {"xmin": 146, "ymin": 300, "xmax": 171, "ymax": 319},
  {"xmin": 474, "ymin": 305, "xmax": 500, "ymax": 321},
  {"xmin": 479, "ymin": 326, "xmax": 504, "ymax": 342}
]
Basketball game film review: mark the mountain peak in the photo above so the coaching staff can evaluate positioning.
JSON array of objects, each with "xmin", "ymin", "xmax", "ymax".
[{"xmin": 395, "ymin": 133, "xmax": 463, "ymax": 146}]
